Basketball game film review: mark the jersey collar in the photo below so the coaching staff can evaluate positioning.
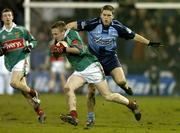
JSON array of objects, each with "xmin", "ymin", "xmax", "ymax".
[
  {"xmin": 64, "ymin": 29, "xmax": 70, "ymax": 39},
  {"xmin": 2, "ymin": 22, "xmax": 17, "ymax": 32}
]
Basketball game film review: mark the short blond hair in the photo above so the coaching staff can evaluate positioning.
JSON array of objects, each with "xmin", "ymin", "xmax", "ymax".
[{"xmin": 51, "ymin": 21, "xmax": 67, "ymax": 31}]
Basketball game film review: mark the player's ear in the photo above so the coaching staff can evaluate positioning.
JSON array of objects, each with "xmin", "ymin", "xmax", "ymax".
[
  {"xmin": 112, "ymin": 14, "xmax": 114, "ymax": 19},
  {"xmin": 10, "ymin": 11, "xmax": 14, "ymax": 20},
  {"xmin": 100, "ymin": 12, "xmax": 103, "ymax": 18}
]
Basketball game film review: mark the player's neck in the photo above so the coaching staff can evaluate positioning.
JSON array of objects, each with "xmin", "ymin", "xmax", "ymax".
[{"xmin": 4, "ymin": 22, "xmax": 13, "ymax": 30}]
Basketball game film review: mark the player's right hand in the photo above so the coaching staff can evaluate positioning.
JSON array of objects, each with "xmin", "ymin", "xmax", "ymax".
[
  {"xmin": 23, "ymin": 45, "xmax": 33, "ymax": 53},
  {"xmin": 0, "ymin": 47, "xmax": 6, "ymax": 56},
  {"xmin": 148, "ymin": 42, "xmax": 164, "ymax": 48}
]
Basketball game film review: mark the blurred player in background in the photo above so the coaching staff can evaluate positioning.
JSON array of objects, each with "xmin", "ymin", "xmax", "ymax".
[
  {"xmin": 45, "ymin": 41, "xmax": 66, "ymax": 93},
  {"xmin": 67, "ymin": 5, "xmax": 162, "ymax": 127},
  {"xmin": 0, "ymin": 8, "xmax": 46, "ymax": 123},
  {"xmin": 0, "ymin": 56, "xmax": 13, "ymax": 95},
  {"xmin": 146, "ymin": 65, "xmax": 160, "ymax": 95},
  {"xmin": 50, "ymin": 21, "xmax": 141, "ymax": 127}
]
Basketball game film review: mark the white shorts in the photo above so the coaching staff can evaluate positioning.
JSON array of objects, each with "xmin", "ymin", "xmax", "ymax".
[
  {"xmin": 72, "ymin": 62, "xmax": 105, "ymax": 84},
  {"xmin": 51, "ymin": 61, "xmax": 65, "ymax": 73},
  {"xmin": 0, "ymin": 56, "xmax": 9, "ymax": 74},
  {"xmin": 12, "ymin": 59, "xmax": 30, "ymax": 74}
]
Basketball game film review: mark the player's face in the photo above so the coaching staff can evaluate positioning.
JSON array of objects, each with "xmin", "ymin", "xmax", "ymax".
[
  {"xmin": 1, "ymin": 11, "xmax": 14, "ymax": 25},
  {"xmin": 51, "ymin": 28, "xmax": 65, "ymax": 42},
  {"xmin": 100, "ymin": 10, "xmax": 114, "ymax": 26}
]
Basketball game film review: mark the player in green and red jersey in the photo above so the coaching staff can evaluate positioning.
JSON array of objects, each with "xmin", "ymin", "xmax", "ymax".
[
  {"xmin": 0, "ymin": 8, "xmax": 46, "ymax": 123},
  {"xmin": 50, "ymin": 21, "xmax": 141, "ymax": 127}
]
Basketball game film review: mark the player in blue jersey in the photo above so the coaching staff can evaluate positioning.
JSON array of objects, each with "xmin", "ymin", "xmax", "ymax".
[{"xmin": 66, "ymin": 5, "xmax": 162, "ymax": 127}]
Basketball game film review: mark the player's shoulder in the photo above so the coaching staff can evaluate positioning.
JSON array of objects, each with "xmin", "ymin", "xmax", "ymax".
[
  {"xmin": 66, "ymin": 29, "xmax": 79, "ymax": 39},
  {"xmin": 112, "ymin": 19, "xmax": 124, "ymax": 28},
  {"xmin": 88, "ymin": 17, "xmax": 100, "ymax": 22},
  {"xmin": 0, "ymin": 26, "xmax": 5, "ymax": 33},
  {"xmin": 111, "ymin": 20, "xmax": 128, "ymax": 32},
  {"xmin": 15, "ymin": 25, "xmax": 24, "ymax": 29},
  {"xmin": 84, "ymin": 17, "xmax": 100, "ymax": 25},
  {"xmin": 14, "ymin": 25, "xmax": 27, "ymax": 31},
  {"xmin": 68, "ymin": 29, "xmax": 78, "ymax": 35}
]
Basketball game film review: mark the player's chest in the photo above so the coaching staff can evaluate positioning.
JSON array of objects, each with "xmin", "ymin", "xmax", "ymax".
[
  {"xmin": 0, "ymin": 30, "xmax": 23, "ymax": 41},
  {"xmin": 90, "ymin": 28, "xmax": 118, "ymax": 45},
  {"xmin": 90, "ymin": 26, "xmax": 118, "ymax": 39},
  {"xmin": 0, "ymin": 30, "xmax": 25, "ymax": 51}
]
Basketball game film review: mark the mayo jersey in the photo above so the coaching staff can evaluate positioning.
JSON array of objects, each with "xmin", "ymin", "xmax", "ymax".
[
  {"xmin": 63, "ymin": 29, "xmax": 98, "ymax": 71},
  {"xmin": 77, "ymin": 17, "xmax": 135, "ymax": 56},
  {"xmin": 0, "ymin": 24, "xmax": 37, "ymax": 71}
]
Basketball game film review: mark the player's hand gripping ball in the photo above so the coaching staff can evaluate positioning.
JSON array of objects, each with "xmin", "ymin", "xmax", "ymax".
[{"xmin": 50, "ymin": 41, "xmax": 68, "ymax": 58}]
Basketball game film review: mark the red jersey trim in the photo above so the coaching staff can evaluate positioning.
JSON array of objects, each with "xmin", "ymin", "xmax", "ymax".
[
  {"xmin": 50, "ymin": 56, "xmax": 64, "ymax": 62},
  {"xmin": 2, "ymin": 38, "xmax": 25, "ymax": 51}
]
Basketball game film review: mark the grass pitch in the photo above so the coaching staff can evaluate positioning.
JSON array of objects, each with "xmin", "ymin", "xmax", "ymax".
[{"xmin": 0, "ymin": 94, "xmax": 180, "ymax": 133}]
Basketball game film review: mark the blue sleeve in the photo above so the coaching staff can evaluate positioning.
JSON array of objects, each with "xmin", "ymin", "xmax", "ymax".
[
  {"xmin": 112, "ymin": 20, "xmax": 135, "ymax": 40},
  {"xmin": 77, "ymin": 18, "xmax": 100, "ymax": 31}
]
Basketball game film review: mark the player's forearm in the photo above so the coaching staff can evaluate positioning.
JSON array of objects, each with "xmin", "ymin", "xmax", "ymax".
[
  {"xmin": 66, "ymin": 47, "xmax": 80, "ymax": 54},
  {"xmin": 29, "ymin": 40, "xmax": 37, "ymax": 48},
  {"xmin": 66, "ymin": 21, "xmax": 78, "ymax": 29},
  {"xmin": 133, "ymin": 34, "xmax": 150, "ymax": 45}
]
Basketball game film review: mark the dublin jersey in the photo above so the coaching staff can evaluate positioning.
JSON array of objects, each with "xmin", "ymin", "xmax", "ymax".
[{"xmin": 77, "ymin": 17, "xmax": 135, "ymax": 56}]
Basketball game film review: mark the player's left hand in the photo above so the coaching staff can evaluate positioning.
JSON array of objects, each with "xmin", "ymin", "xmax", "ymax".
[
  {"xmin": 57, "ymin": 41, "xmax": 68, "ymax": 48},
  {"xmin": 50, "ymin": 41, "xmax": 68, "ymax": 58},
  {"xmin": 148, "ymin": 42, "xmax": 164, "ymax": 48},
  {"xmin": 23, "ymin": 45, "xmax": 32, "ymax": 53}
]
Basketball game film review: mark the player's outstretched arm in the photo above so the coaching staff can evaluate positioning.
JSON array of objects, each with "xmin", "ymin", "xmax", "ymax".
[
  {"xmin": 133, "ymin": 34, "xmax": 163, "ymax": 47},
  {"xmin": 133, "ymin": 34, "xmax": 150, "ymax": 45},
  {"xmin": 66, "ymin": 21, "xmax": 78, "ymax": 29}
]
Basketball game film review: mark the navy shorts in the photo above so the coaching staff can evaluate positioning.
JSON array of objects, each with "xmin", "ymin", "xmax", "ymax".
[
  {"xmin": 88, "ymin": 47, "xmax": 121, "ymax": 75},
  {"xmin": 97, "ymin": 54, "xmax": 121, "ymax": 75}
]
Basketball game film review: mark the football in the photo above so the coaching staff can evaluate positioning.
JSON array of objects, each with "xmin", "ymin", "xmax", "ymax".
[
  {"xmin": 50, "ymin": 45, "xmax": 62, "ymax": 58},
  {"xmin": 50, "ymin": 41, "xmax": 68, "ymax": 58}
]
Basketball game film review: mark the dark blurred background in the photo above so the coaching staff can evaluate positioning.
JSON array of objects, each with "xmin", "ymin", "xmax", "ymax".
[{"xmin": 0, "ymin": 0, "xmax": 179, "ymax": 96}]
